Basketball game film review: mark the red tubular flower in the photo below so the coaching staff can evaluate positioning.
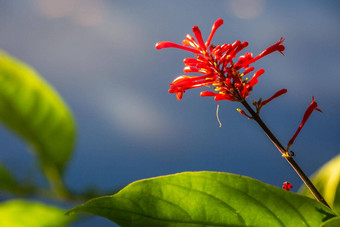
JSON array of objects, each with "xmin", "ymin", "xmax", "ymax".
[
  {"xmin": 287, "ymin": 97, "xmax": 322, "ymax": 151},
  {"xmin": 244, "ymin": 38, "xmax": 285, "ymax": 66},
  {"xmin": 156, "ymin": 18, "xmax": 285, "ymax": 101},
  {"xmin": 205, "ymin": 18, "xmax": 223, "ymax": 47},
  {"xmin": 259, "ymin": 89, "xmax": 288, "ymax": 110},
  {"xmin": 282, "ymin": 181, "xmax": 293, "ymax": 191},
  {"xmin": 155, "ymin": 41, "xmax": 200, "ymax": 54}
]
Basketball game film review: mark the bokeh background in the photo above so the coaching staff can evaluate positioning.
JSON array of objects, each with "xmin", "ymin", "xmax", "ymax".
[{"xmin": 0, "ymin": 0, "xmax": 339, "ymax": 226}]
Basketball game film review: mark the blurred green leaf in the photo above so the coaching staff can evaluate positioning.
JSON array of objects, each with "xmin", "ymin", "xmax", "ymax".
[
  {"xmin": 300, "ymin": 154, "xmax": 340, "ymax": 214},
  {"xmin": 0, "ymin": 161, "xmax": 21, "ymax": 193},
  {"xmin": 67, "ymin": 171, "xmax": 336, "ymax": 226},
  {"xmin": 0, "ymin": 50, "xmax": 76, "ymax": 178},
  {"xmin": 0, "ymin": 199, "xmax": 74, "ymax": 227},
  {"xmin": 320, "ymin": 217, "xmax": 340, "ymax": 227}
]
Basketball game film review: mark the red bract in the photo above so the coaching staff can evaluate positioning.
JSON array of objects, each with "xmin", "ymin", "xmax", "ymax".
[
  {"xmin": 287, "ymin": 97, "xmax": 322, "ymax": 151},
  {"xmin": 156, "ymin": 18, "xmax": 285, "ymax": 101}
]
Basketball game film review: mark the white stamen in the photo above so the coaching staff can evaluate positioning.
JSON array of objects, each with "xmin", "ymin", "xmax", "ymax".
[{"xmin": 216, "ymin": 104, "xmax": 222, "ymax": 128}]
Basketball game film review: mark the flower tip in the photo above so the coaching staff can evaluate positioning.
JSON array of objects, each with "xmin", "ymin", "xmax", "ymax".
[
  {"xmin": 257, "ymin": 68, "xmax": 265, "ymax": 74},
  {"xmin": 278, "ymin": 46, "xmax": 285, "ymax": 55},
  {"xmin": 192, "ymin": 25, "xmax": 199, "ymax": 31},
  {"xmin": 155, "ymin": 41, "xmax": 179, "ymax": 50},
  {"xmin": 214, "ymin": 18, "xmax": 224, "ymax": 27},
  {"xmin": 278, "ymin": 37, "xmax": 285, "ymax": 44},
  {"xmin": 155, "ymin": 42, "xmax": 165, "ymax": 49},
  {"xmin": 311, "ymin": 96, "xmax": 323, "ymax": 113},
  {"xmin": 277, "ymin": 37, "xmax": 285, "ymax": 55}
]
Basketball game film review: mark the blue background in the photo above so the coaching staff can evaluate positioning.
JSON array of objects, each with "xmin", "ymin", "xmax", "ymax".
[{"xmin": 0, "ymin": 0, "xmax": 339, "ymax": 226}]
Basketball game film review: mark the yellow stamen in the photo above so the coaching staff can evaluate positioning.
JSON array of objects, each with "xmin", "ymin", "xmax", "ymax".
[{"xmin": 282, "ymin": 152, "xmax": 291, "ymax": 158}]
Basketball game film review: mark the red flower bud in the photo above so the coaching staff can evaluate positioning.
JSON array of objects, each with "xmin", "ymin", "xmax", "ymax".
[{"xmin": 282, "ymin": 182, "xmax": 293, "ymax": 191}]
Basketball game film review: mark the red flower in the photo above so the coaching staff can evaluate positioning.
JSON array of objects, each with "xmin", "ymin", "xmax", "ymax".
[
  {"xmin": 282, "ymin": 181, "xmax": 293, "ymax": 191},
  {"xmin": 257, "ymin": 89, "xmax": 288, "ymax": 111},
  {"xmin": 156, "ymin": 18, "xmax": 285, "ymax": 101},
  {"xmin": 287, "ymin": 97, "xmax": 322, "ymax": 151}
]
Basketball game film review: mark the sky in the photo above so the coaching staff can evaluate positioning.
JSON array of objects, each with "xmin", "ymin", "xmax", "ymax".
[{"xmin": 0, "ymin": 0, "xmax": 339, "ymax": 226}]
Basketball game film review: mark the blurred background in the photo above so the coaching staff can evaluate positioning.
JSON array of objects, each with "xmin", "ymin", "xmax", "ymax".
[{"xmin": 0, "ymin": 0, "xmax": 339, "ymax": 226}]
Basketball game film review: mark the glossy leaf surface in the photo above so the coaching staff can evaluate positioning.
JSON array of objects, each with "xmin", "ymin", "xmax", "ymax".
[
  {"xmin": 68, "ymin": 171, "xmax": 336, "ymax": 226},
  {"xmin": 0, "ymin": 50, "xmax": 75, "ymax": 175}
]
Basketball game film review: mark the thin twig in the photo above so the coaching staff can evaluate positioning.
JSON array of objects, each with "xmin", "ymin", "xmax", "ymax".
[{"xmin": 240, "ymin": 99, "xmax": 330, "ymax": 208}]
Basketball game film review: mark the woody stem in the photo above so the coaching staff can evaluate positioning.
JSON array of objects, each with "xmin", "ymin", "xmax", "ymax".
[{"xmin": 240, "ymin": 99, "xmax": 330, "ymax": 208}]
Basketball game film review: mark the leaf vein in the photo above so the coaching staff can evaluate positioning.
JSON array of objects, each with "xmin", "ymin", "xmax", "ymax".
[
  {"xmin": 196, "ymin": 175, "xmax": 286, "ymax": 227},
  {"xmin": 165, "ymin": 182, "xmax": 246, "ymax": 225}
]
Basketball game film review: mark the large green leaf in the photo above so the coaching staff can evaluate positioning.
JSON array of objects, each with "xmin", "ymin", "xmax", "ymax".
[
  {"xmin": 299, "ymin": 154, "xmax": 340, "ymax": 214},
  {"xmin": 67, "ymin": 171, "xmax": 336, "ymax": 226},
  {"xmin": 0, "ymin": 50, "xmax": 75, "ymax": 177},
  {"xmin": 0, "ymin": 199, "xmax": 74, "ymax": 227}
]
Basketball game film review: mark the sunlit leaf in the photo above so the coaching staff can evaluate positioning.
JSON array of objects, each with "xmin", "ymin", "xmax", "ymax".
[
  {"xmin": 67, "ymin": 171, "xmax": 336, "ymax": 226},
  {"xmin": 0, "ymin": 50, "xmax": 76, "ymax": 177},
  {"xmin": 300, "ymin": 154, "xmax": 340, "ymax": 214},
  {"xmin": 0, "ymin": 199, "xmax": 74, "ymax": 227},
  {"xmin": 320, "ymin": 216, "xmax": 340, "ymax": 227}
]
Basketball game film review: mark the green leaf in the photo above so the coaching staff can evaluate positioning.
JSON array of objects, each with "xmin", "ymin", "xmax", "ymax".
[
  {"xmin": 67, "ymin": 171, "xmax": 336, "ymax": 226},
  {"xmin": 0, "ymin": 161, "xmax": 21, "ymax": 193},
  {"xmin": 0, "ymin": 199, "xmax": 74, "ymax": 227},
  {"xmin": 320, "ymin": 217, "xmax": 340, "ymax": 227},
  {"xmin": 0, "ymin": 50, "xmax": 76, "ymax": 177},
  {"xmin": 299, "ymin": 154, "xmax": 340, "ymax": 214}
]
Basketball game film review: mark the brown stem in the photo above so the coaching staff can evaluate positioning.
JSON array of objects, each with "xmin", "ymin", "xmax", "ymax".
[{"xmin": 240, "ymin": 99, "xmax": 330, "ymax": 208}]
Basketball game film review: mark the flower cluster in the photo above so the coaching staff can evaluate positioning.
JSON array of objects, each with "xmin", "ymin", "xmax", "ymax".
[{"xmin": 155, "ymin": 18, "xmax": 285, "ymax": 102}]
